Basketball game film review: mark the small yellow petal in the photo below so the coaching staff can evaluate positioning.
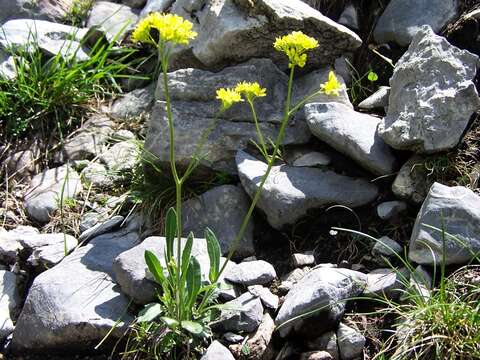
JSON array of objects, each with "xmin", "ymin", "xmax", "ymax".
[
  {"xmin": 216, "ymin": 88, "xmax": 243, "ymax": 110},
  {"xmin": 320, "ymin": 71, "xmax": 342, "ymax": 96}
]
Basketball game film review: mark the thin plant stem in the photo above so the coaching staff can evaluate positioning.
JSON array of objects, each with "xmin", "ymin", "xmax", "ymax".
[
  {"xmin": 217, "ymin": 65, "xmax": 296, "ymax": 278},
  {"xmin": 247, "ymin": 98, "xmax": 268, "ymax": 158}
]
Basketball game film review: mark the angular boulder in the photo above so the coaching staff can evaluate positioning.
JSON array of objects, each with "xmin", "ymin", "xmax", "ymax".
[
  {"xmin": 12, "ymin": 225, "xmax": 139, "ymax": 352},
  {"xmin": 236, "ymin": 150, "xmax": 378, "ymax": 229},
  {"xmin": 171, "ymin": 0, "xmax": 361, "ymax": 69},
  {"xmin": 275, "ymin": 267, "xmax": 367, "ymax": 338},
  {"xmin": 409, "ymin": 182, "xmax": 480, "ymax": 265},
  {"xmin": 378, "ymin": 26, "xmax": 480, "ymax": 153},
  {"xmin": 305, "ymin": 102, "xmax": 397, "ymax": 175}
]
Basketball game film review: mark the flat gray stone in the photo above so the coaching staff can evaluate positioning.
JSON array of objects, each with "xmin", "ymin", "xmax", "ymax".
[
  {"xmin": 81, "ymin": 162, "xmax": 113, "ymax": 188},
  {"xmin": 376, "ymin": 201, "xmax": 407, "ymax": 220},
  {"xmin": 12, "ymin": 226, "xmax": 139, "ymax": 352},
  {"xmin": 0, "ymin": 270, "xmax": 22, "ymax": 342},
  {"xmin": 110, "ymin": 84, "xmax": 155, "ymax": 121},
  {"xmin": 307, "ymin": 331, "xmax": 339, "ymax": 359},
  {"xmin": 292, "ymin": 152, "xmax": 331, "ymax": 167},
  {"xmin": 225, "ymin": 260, "xmax": 276, "ymax": 286},
  {"xmin": 372, "ymin": 236, "xmax": 403, "ymax": 257},
  {"xmin": 54, "ymin": 115, "xmax": 113, "ymax": 163},
  {"xmin": 171, "ymin": 0, "xmax": 361, "ymax": 69},
  {"xmin": 4, "ymin": 149, "xmax": 37, "ymax": 180},
  {"xmin": 86, "ymin": 1, "xmax": 138, "ymax": 43},
  {"xmin": 336, "ymin": 323, "xmax": 365, "ymax": 360},
  {"xmin": 248, "ymin": 285, "xmax": 279, "ymax": 310},
  {"xmin": 378, "ymin": 26, "xmax": 480, "ymax": 153},
  {"xmin": 201, "ymin": 340, "xmax": 235, "ymax": 360},
  {"xmin": 365, "ymin": 268, "xmax": 408, "ymax": 301},
  {"xmin": 139, "ymin": 0, "xmax": 173, "ymax": 20},
  {"xmin": 409, "ymin": 182, "xmax": 480, "ymax": 265},
  {"xmin": 211, "ymin": 292, "xmax": 263, "ymax": 333},
  {"xmin": 305, "ymin": 102, "xmax": 396, "ymax": 176},
  {"xmin": 24, "ymin": 165, "xmax": 83, "ymax": 223},
  {"xmin": 182, "ymin": 185, "xmax": 254, "ymax": 259},
  {"xmin": 79, "ymin": 215, "xmax": 124, "ymax": 242},
  {"xmin": 374, "ymin": 0, "xmax": 458, "ymax": 46},
  {"xmin": 275, "ymin": 267, "xmax": 367, "ymax": 338},
  {"xmin": 358, "ymin": 86, "xmax": 390, "ymax": 110},
  {"xmin": 0, "ymin": 19, "xmax": 89, "ymax": 61},
  {"xmin": 292, "ymin": 252, "xmax": 315, "ymax": 267},
  {"xmin": 237, "ymin": 150, "xmax": 378, "ymax": 229},
  {"xmin": 229, "ymin": 313, "xmax": 275, "ymax": 358}
]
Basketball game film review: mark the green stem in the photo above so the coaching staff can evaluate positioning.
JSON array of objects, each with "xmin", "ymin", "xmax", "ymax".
[
  {"xmin": 247, "ymin": 98, "xmax": 268, "ymax": 158},
  {"xmin": 217, "ymin": 65, "xmax": 296, "ymax": 278},
  {"xmin": 161, "ymin": 51, "xmax": 184, "ymax": 321},
  {"xmin": 288, "ymin": 89, "xmax": 322, "ymax": 116}
]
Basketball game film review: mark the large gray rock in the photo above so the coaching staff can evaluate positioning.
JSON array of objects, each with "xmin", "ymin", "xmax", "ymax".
[
  {"xmin": 54, "ymin": 115, "xmax": 114, "ymax": 163},
  {"xmin": 171, "ymin": 0, "xmax": 361, "ymax": 69},
  {"xmin": 155, "ymin": 58, "xmax": 289, "ymax": 124},
  {"xmin": 201, "ymin": 340, "xmax": 235, "ymax": 360},
  {"xmin": 182, "ymin": 185, "xmax": 254, "ymax": 259},
  {"xmin": 409, "ymin": 182, "xmax": 480, "ymax": 265},
  {"xmin": 86, "ymin": 1, "xmax": 138, "ymax": 43},
  {"xmin": 146, "ymin": 102, "xmax": 310, "ymax": 175},
  {"xmin": 374, "ymin": 0, "xmax": 458, "ymax": 46},
  {"xmin": 113, "ymin": 236, "xmax": 237, "ymax": 304},
  {"xmin": 236, "ymin": 150, "xmax": 378, "ymax": 229},
  {"xmin": 305, "ymin": 102, "xmax": 396, "ymax": 175},
  {"xmin": 0, "ymin": 19, "xmax": 89, "ymax": 61},
  {"xmin": 24, "ymin": 165, "xmax": 83, "ymax": 223},
  {"xmin": 0, "ymin": 270, "xmax": 22, "ymax": 342},
  {"xmin": 378, "ymin": 26, "xmax": 480, "ymax": 153},
  {"xmin": 12, "ymin": 225, "xmax": 139, "ymax": 352},
  {"xmin": 275, "ymin": 267, "xmax": 367, "ymax": 338}
]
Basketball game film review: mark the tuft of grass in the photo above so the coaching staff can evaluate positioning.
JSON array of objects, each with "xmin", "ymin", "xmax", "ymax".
[{"xmin": 0, "ymin": 28, "xmax": 139, "ymax": 140}]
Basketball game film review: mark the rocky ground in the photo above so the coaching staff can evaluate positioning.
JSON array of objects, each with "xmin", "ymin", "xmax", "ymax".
[{"xmin": 1, "ymin": 0, "xmax": 480, "ymax": 359}]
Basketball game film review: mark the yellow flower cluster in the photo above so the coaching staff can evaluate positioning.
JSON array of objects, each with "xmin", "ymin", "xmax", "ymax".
[
  {"xmin": 132, "ymin": 13, "xmax": 197, "ymax": 46},
  {"xmin": 273, "ymin": 31, "xmax": 318, "ymax": 68},
  {"xmin": 321, "ymin": 71, "xmax": 342, "ymax": 96},
  {"xmin": 235, "ymin": 81, "xmax": 267, "ymax": 101},
  {"xmin": 216, "ymin": 82, "xmax": 266, "ymax": 110},
  {"xmin": 216, "ymin": 88, "xmax": 243, "ymax": 110}
]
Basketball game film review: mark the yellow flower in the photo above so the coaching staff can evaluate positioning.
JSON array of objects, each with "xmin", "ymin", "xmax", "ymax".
[
  {"xmin": 132, "ymin": 13, "xmax": 197, "ymax": 46},
  {"xmin": 273, "ymin": 31, "xmax": 319, "ymax": 68},
  {"xmin": 216, "ymin": 88, "xmax": 243, "ymax": 110},
  {"xmin": 320, "ymin": 71, "xmax": 342, "ymax": 96},
  {"xmin": 234, "ymin": 81, "xmax": 267, "ymax": 101}
]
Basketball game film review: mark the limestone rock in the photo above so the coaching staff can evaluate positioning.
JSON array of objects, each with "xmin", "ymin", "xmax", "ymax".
[
  {"xmin": 336, "ymin": 323, "xmax": 365, "ymax": 360},
  {"xmin": 100, "ymin": 141, "xmax": 138, "ymax": 173},
  {"xmin": 376, "ymin": 201, "xmax": 407, "ymax": 220},
  {"xmin": 0, "ymin": 270, "xmax": 22, "ymax": 342},
  {"xmin": 12, "ymin": 225, "xmax": 139, "ymax": 352},
  {"xmin": 79, "ymin": 215, "xmax": 124, "ymax": 242},
  {"xmin": 224, "ymin": 260, "xmax": 276, "ymax": 286},
  {"xmin": 275, "ymin": 267, "xmax": 367, "ymax": 338},
  {"xmin": 305, "ymin": 102, "xmax": 396, "ymax": 176},
  {"xmin": 0, "ymin": 19, "xmax": 89, "ymax": 61},
  {"xmin": 409, "ymin": 182, "xmax": 480, "ymax": 265},
  {"xmin": 170, "ymin": 0, "xmax": 361, "ymax": 70},
  {"xmin": 110, "ymin": 84, "xmax": 155, "ymax": 121},
  {"xmin": 86, "ymin": 1, "xmax": 138, "ymax": 43},
  {"xmin": 24, "ymin": 165, "xmax": 83, "ymax": 223},
  {"xmin": 201, "ymin": 340, "xmax": 235, "ymax": 360},
  {"xmin": 182, "ymin": 185, "xmax": 254, "ymax": 259},
  {"xmin": 374, "ymin": 0, "xmax": 458, "ymax": 46},
  {"xmin": 358, "ymin": 87, "xmax": 390, "ymax": 110},
  {"xmin": 365, "ymin": 268, "xmax": 408, "ymax": 301},
  {"xmin": 229, "ymin": 313, "xmax": 275, "ymax": 359},
  {"xmin": 378, "ymin": 26, "xmax": 480, "ymax": 153},
  {"xmin": 236, "ymin": 150, "xmax": 378, "ymax": 229},
  {"xmin": 139, "ymin": 0, "xmax": 174, "ymax": 20},
  {"xmin": 372, "ymin": 236, "xmax": 403, "ymax": 257},
  {"xmin": 392, "ymin": 155, "xmax": 432, "ymax": 204}
]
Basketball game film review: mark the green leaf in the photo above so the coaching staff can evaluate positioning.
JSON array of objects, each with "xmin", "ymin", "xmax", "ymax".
[
  {"xmin": 137, "ymin": 303, "xmax": 162, "ymax": 323},
  {"xmin": 186, "ymin": 257, "xmax": 202, "ymax": 309},
  {"xmin": 205, "ymin": 228, "xmax": 221, "ymax": 283},
  {"xmin": 242, "ymin": 343, "xmax": 251, "ymax": 356},
  {"xmin": 181, "ymin": 232, "xmax": 194, "ymax": 284},
  {"xmin": 181, "ymin": 320, "xmax": 203, "ymax": 335},
  {"xmin": 145, "ymin": 250, "xmax": 166, "ymax": 285},
  {"xmin": 367, "ymin": 71, "xmax": 378, "ymax": 82},
  {"xmin": 165, "ymin": 207, "xmax": 177, "ymax": 261},
  {"xmin": 161, "ymin": 316, "xmax": 180, "ymax": 329}
]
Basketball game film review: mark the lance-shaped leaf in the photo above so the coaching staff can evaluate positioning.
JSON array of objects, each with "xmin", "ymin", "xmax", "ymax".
[
  {"xmin": 145, "ymin": 250, "xmax": 166, "ymax": 286},
  {"xmin": 165, "ymin": 207, "xmax": 177, "ymax": 261},
  {"xmin": 186, "ymin": 256, "xmax": 202, "ymax": 309},
  {"xmin": 137, "ymin": 303, "xmax": 163, "ymax": 323},
  {"xmin": 205, "ymin": 227, "xmax": 221, "ymax": 283}
]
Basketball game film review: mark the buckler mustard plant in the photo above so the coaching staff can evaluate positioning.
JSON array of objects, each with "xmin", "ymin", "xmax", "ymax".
[{"xmin": 273, "ymin": 31, "xmax": 319, "ymax": 68}]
